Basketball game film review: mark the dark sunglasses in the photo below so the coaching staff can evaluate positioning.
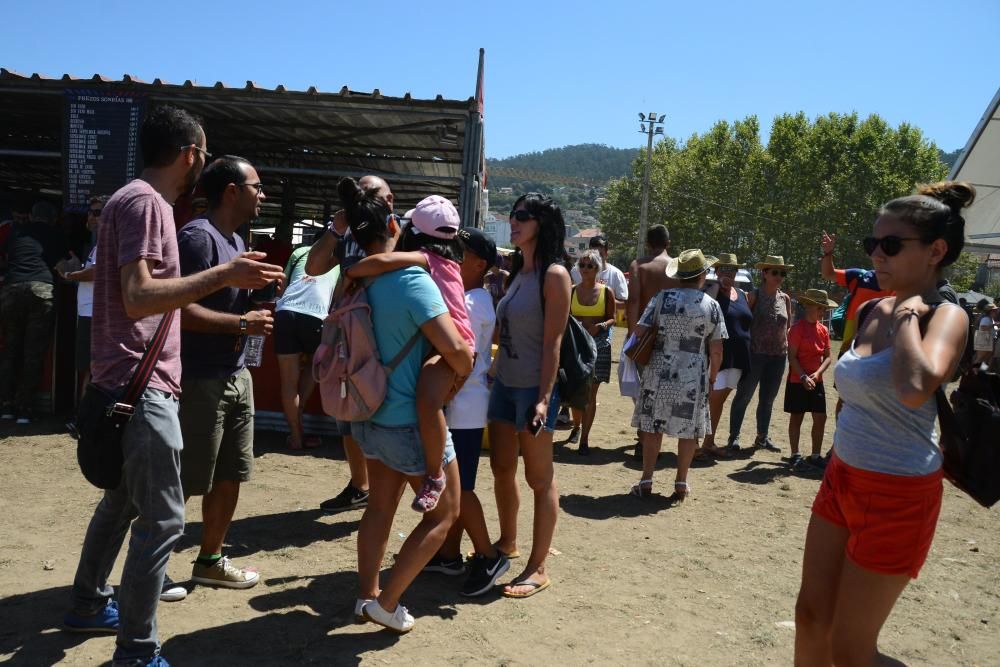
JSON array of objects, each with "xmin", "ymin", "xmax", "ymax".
[
  {"xmin": 510, "ymin": 209, "xmax": 536, "ymax": 222},
  {"xmin": 863, "ymin": 235, "xmax": 922, "ymax": 257},
  {"xmin": 88, "ymin": 208, "xmax": 102, "ymax": 216},
  {"xmin": 768, "ymin": 269, "xmax": 787, "ymax": 278},
  {"xmin": 239, "ymin": 182, "xmax": 264, "ymax": 195},
  {"xmin": 578, "ymin": 262, "xmax": 597, "ymax": 269},
  {"xmin": 717, "ymin": 268, "xmax": 737, "ymax": 275}
]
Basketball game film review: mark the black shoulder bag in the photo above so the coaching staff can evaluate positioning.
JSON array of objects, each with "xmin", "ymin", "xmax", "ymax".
[{"xmin": 76, "ymin": 310, "xmax": 175, "ymax": 490}]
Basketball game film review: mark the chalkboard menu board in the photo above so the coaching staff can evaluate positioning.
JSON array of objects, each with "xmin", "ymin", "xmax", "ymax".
[{"xmin": 63, "ymin": 90, "xmax": 145, "ymax": 211}]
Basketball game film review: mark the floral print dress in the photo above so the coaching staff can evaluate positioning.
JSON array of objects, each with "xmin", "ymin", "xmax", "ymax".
[{"xmin": 631, "ymin": 287, "xmax": 728, "ymax": 437}]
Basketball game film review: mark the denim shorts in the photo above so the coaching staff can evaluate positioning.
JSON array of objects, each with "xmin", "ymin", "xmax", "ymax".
[
  {"xmin": 353, "ymin": 420, "xmax": 456, "ymax": 476},
  {"xmin": 487, "ymin": 378, "xmax": 561, "ymax": 433}
]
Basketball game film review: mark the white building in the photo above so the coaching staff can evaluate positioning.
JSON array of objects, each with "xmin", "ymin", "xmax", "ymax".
[{"xmin": 484, "ymin": 212, "xmax": 511, "ymax": 247}]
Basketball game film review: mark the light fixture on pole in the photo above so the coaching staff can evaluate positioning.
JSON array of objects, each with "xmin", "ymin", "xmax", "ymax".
[{"xmin": 636, "ymin": 111, "xmax": 665, "ymax": 260}]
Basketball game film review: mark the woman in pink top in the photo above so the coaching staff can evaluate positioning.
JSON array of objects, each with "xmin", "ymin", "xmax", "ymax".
[{"xmin": 346, "ymin": 195, "xmax": 473, "ymax": 513}]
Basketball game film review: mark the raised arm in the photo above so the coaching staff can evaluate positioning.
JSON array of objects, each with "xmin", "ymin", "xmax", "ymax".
[
  {"xmin": 344, "ymin": 251, "xmax": 427, "ymax": 280},
  {"xmin": 820, "ymin": 230, "xmax": 838, "ymax": 282},
  {"xmin": 120, "ymin": 252, "xmax": 284, "ymax": 320},
  {"xmin": 306, "ymin": 210, "xmax": 348, "ymax": 276},
  {"xmin": 891, "ymin": 300, "xmax": 968, "ymax": 408}
]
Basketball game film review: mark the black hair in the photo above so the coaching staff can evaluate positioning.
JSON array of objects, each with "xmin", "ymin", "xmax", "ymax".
[
  {"xmin": 879, "ymin": 180, "xmax": 975, "ymax": 268},
  {"xmin": 506, "ymin": 193, "xmax": 567, "ymax": 289},
  {"xmin": 397, "ymin": 222, "xmax": 463, "ymax": 263},
  {"xmin": 647, "ymin": 224, "xmax": 669, "ymax": 249},
  {"xmin": 140, "ymin": 105, "xmax": 204, "ymax": 168},
  {"xmin": 337, "ymin": 177, "xmax": 391, "ymax": 249},
  {"xmin": 198, "ymin": 155, "xmax": 253, "ymax": 208}
]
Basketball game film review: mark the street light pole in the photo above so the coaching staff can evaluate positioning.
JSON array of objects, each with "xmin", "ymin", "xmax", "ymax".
[{"xmin": 636, "ymin": 112, "xmax": 665, "ymax": 261}]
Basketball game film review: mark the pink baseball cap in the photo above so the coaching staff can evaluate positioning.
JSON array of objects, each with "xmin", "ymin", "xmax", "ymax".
[{"xmin": 410, "ymin": 195, "xmax": 460, "ymax": 239}]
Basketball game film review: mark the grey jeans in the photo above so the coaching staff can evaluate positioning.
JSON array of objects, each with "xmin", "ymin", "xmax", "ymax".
[
  {"xmin": 728, "ymin": 352, "xmax": 787, "ymax": 442},
  {"xmin": 69, "ymin": 388, "xmax": 185, "ymax": 667}
]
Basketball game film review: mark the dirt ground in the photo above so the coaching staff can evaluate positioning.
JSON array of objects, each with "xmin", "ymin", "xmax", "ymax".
[{"xmin": 1, "ymin": 335, "xmax": 998, "ymax": 666}]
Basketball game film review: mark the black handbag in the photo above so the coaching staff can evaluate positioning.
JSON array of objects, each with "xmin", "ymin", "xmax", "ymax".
[
  {"xmin": 936, "ymin": 370, "xmax": 1000, "ymax": 508},
  {"xmin": 76, "ymin": 311, "xmax": 175, "ymax": 490}
]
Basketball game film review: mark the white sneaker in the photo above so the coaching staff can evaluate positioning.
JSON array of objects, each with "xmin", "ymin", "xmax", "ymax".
[
  {"xmin": 362, "ymin": 599, "xmax": 414, "ymax": 634},
  {"xmin": 160, "ymin": 575, "xmax": 187, "ymax": 602},
  {"xmin": 15, "ymin": 416, "xmax": 30, "ymax": 425},
  {"xmin": 354, "ymin": 598, "xmax": 373, "ymax": 624}
]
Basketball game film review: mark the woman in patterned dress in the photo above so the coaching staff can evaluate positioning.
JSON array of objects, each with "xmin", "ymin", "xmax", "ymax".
[{"xmin": 630, "ymin": 249, "xmax": 727, "ymax": 502}]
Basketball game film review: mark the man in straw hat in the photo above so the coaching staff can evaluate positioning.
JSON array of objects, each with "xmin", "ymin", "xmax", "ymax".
[
  {"xmin": 629, "ymin": 249, "xmax": 727, "ymax": 502},
  {"xmin": 784, "ymin": 288, "xmax": 836, "ymax": 471},
  {"xmin": 727, "ymin": 255, "xmax": 794, "ymax": 453}
]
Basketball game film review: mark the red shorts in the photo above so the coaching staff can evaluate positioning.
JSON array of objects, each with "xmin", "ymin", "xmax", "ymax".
[{"xmin": 811, "ymin": 452, "xmax": 943, "ymax": 578}]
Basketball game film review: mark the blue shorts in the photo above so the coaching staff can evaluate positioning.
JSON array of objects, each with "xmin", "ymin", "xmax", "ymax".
[
  {"xmin": 336, "ymin": 420, "xmax": 353, "ymax": 439},
  {"xmin": 487, "ymin": 378, "xmax": 561, "ymax": 433},
  {"xmin": 450, "ymin": 428, "xmax": 484, "ymax": 491},
  {"xmin": 353, "ymin": 420, "xmax": 456, "ymax": 476}
]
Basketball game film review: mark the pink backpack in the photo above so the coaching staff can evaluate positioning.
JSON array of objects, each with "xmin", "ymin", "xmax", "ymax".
[{"xmin": 312, "ymin": 285, "xmax": 421, "ymax": 422}]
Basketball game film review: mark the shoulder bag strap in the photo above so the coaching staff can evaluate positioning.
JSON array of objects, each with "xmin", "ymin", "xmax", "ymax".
[
  {"xmin": 120, "ymin": 309, "xmax": 176, "ymax": 406},
  {"xmin": 384, "ymin": 330, "xmax": 424, "ymax": 374}
]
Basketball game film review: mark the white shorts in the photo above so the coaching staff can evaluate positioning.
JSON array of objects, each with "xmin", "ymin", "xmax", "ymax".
[{"xmin": 713, "ymin": 368, "xmax": 743, "ymax": 391}]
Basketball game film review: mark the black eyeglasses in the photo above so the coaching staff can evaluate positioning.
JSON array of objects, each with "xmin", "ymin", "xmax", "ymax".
[
  {"xmin": 578, "ymin": 262, "xmax": 597, "ymax": 269},
  {"xmin": 88, "ymin": 208, "xmax": 102, "ymax": 216},
  {"xmin": 768, "ymin": 270, "xmax": 787, "ymax": 278},
  {"xmin": 239, "ymin": 182, "xmax": 264, "ymax": 195},
  {"xmin": 179, "ymin": 144, "xmax": 212, "ymax": 159},
  {"xmin": 510, "ymin": 210, "xmax": 536, "ymax": 222},
  {"xmin": 863, "ymin": 235, "xmax": 922, "ymax": 257}
]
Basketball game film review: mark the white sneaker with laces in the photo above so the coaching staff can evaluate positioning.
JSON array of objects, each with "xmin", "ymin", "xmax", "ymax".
[{"xmin": 362, "ymin": 599, "xmax": 415, "ymax": 634}]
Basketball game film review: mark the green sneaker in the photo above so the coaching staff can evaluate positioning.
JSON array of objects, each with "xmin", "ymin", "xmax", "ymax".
[{"xmin": 191, "ymin": 556, "xmax": 259, "ymax": 589}]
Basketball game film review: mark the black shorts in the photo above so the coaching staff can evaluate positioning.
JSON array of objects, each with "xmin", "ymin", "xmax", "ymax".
[
  {"xmin": 75, "ymin": 316, "xmax": 92, "ymax": 373},
  {"xmin": 783, "ymin": 381, "xmax": 827, "ymax": 414},
  {"xmin": 273, "ymin": 310, "xmax": 323, "ymax": 356}
]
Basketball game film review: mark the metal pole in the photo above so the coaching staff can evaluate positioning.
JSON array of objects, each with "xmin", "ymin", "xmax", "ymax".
[{"xmin": 636, "ymin": 122, "xmax": 655, "ymax": 261}]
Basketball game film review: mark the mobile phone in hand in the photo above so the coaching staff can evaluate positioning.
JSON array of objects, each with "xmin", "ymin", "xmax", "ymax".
[{"xmin": 526, "ymin": 406, "xmax": 544, "ymax": 436}]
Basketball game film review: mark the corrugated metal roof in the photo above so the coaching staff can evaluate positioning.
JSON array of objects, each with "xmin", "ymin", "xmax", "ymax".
[{"xmin": 0, "ymin": 68, "xmax": 483, "ymax": 219}]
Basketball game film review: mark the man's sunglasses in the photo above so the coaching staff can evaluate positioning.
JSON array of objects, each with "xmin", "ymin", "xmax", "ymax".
[
  {"xmin": 179, "ymin": 144, "xmax": 212, "ymax": 159},
  {"xmin": 768, "ymin": 269, "xmax": 787, "ymax": 278},
  {"xmin": 863, "ymin": 235, "xmax": 922, "ymax": 257},
  {"xmin": 239, "ymin": 182, "xmax": 264, "ymax": 195},
  {"xmin": 510, "ymin": 210, "xmax": 536, "ymax": 222},
  {"xmin": 88, "ymin": 208, "xmax": 102, "ymax": 216}
]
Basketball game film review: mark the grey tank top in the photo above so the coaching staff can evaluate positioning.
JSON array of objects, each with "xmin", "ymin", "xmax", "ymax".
[
  {"xmin": 496, "ymin": 270, "xmax": 544, "ymax": 388},
  {"xmin": 833, "ymin": 342, "xmax": 941, "ymax": 476}
]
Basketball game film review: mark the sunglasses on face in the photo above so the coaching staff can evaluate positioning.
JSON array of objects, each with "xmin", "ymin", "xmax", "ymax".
[
  {"xmin": 863, "ymin": 235, "xmax": 922, "ymax": 257},
  {"xmin": 768, "ymin": 270, "xmax": 787, "ymax": 278},
  {"xmin": 88, "ymin": 208, "xmax": 102, "ymax": 216},
  {"xmin": 717, "ymin": 268, "xmax": 736, "ymax": 275},
  {"xmin": 510, "ymin": 209, "xmax": 536, "ymax": 222},
  {"xmin": 239, "ymin": 182, "xmax": 264, "ymax": 195},
  {"xmin": 578, "ymin": 262, "xmax": 597, "ymax": 269}
]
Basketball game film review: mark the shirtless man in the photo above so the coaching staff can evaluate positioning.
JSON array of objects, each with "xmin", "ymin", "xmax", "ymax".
[{"xmin": 626, "ymin": 224, "xmax": 677, "ymax": 334}]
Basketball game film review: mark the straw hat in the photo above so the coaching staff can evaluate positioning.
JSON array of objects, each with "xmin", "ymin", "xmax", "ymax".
[
  {"xmin": 798, "ymin": 288, "xmax": 838, "ymax": 309},
  {"xmin": 666, "ymin": 249, "xmax": 718, "ymax": 279},
  {"xmin": 755, "ymin": 255, "xmax": 795, "ymax": 270},
  {"xmin": 714, "ymin": 252, "xmax": 742, "ymax": 269}
]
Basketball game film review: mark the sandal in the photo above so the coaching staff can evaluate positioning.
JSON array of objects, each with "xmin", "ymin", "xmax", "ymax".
[
  {"xmin": 629, "ymin": 479, "xmax": 653, "ymax": 498},
  {"xmin": 668, "ymin": 481, "xmax": 690, "ymax": 504}
]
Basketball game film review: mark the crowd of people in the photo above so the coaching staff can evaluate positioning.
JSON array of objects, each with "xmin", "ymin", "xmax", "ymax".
[{"xmin": 0, "ymin": 103, "xmax": 989, "ymax": 666}]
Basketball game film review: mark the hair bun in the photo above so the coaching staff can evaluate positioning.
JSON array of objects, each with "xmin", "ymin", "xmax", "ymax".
[
  {"xmin": 337, "ymin": 177, "xmax": 364, "ymax": 209},
  {"xmin": 917, "ymin": 180, "xmax": 976, "ymax": 214}
]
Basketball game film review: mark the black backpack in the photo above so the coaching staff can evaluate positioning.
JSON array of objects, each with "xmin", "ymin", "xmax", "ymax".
[{"xmin": 540, "ymin": 274, "xmax": 598, "ymax": 410}]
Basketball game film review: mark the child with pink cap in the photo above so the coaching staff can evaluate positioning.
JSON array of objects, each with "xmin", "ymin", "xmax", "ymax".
[{"xmin": 346, "ymin": 195, "xmax": 474, "ymax": 512}]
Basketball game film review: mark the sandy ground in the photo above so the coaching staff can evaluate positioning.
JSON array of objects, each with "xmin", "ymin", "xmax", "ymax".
[{"xmin": 1, "ymin": 335, "xmax": 998, "ymax": 666}]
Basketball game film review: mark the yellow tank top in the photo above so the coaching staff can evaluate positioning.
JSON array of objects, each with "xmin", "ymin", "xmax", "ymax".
[{"xmin": 571, "ymin": 285, "xmax": 606, "ymax": 317}]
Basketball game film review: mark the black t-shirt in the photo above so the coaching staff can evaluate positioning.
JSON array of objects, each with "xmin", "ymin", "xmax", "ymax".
[{"xmin": 0, "ymin": 222, "xmax": 67, "ymax": 285}]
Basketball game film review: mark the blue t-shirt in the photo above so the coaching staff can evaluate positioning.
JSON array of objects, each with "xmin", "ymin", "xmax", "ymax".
[
  {"xmin": 177, "ymin": 218, "xmax": 249, "ymax": 378},
  {"xmin": 366, "ymin": 267, "xmax": 448, "ymax": 426}
]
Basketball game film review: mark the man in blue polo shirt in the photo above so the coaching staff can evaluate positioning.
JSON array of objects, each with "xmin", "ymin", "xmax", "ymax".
[{"xmin": 175, "ymin": 156, "xmax": 274, "ymax": 590}]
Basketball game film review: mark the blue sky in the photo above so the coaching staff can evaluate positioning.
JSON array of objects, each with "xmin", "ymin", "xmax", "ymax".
[{"xmin": 4, "ymin": 0, "xmax": 998, "ymax": 158}]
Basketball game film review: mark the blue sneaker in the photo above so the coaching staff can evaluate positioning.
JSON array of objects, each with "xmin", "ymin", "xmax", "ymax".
[
  {"xmin": 144, "ymin": 656, "xmax": 170, "ymax": 666},
  {"xmin": 63, "ymin": 599, "xmax": 120, "ymax": 634}
]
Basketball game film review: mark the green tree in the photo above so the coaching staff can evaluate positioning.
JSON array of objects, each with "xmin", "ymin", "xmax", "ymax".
[
  {"xmin": 600, "ymin": 112, "xmax": 948, "ymax": 289},
  {"xmin": 947, "ymin": 251, "xmax": 981, "ymax": 292}
]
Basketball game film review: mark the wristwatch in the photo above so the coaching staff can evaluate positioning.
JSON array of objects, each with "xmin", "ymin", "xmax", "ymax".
[
  {"xmin": 239, "ymin": 317, "xmax": 248, "ymax": 334},
  {"xmin": 800, "ymin": 373, "xmax": 809, "ymax": 382}
]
